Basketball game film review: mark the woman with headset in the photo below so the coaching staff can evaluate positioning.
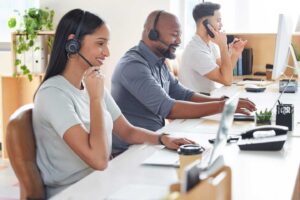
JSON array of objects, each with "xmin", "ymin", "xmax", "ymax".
[{"xmin": 32, "ymin": 9, "xmax": 195, "ymax": 197}]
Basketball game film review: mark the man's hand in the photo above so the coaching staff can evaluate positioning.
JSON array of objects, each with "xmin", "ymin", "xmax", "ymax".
[
  {"xmin": 207, "ymin": 24, "xmax": 227, "ymax": 48},
  {"xmin": 230, "ymin": 38, "xmax": 247, "ymax": 56},
  {"xmin": 161, "ymin": 135, "xmax": 195, "ymax": 150},
  {"xmin": 236, "ymin": 98, "xmax": 257, "ymax": 115}
]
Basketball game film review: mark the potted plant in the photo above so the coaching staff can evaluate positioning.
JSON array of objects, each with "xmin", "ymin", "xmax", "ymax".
[
  {"xmin": 8, "ymin": 7, "xmax": 54, "ymax": 81},
  {"xmin": 255, "ymin": 109, "xmax": 272, "ymax": 126}
]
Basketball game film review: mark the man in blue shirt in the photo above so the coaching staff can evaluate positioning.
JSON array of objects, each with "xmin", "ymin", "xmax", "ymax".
[{"xmin": 111, "ymin": 10, "xmax": 256, "ymax": 153}]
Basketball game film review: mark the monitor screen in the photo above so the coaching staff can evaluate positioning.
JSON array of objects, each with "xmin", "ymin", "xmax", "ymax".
[
  {"xmin": 295, "ymin": 15, "xmax": 300, "ymax": 32},
  {"xmin": 272, "ymin": 14, "xmax": 294, "ymax": 80},
  {"xmin": 207, "ymin": 93, "xmax": 239, "ymax": 167}
]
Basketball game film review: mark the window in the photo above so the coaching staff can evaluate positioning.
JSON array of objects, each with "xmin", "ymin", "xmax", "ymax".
[
  {"xmin": 172, "ymin": 0, "xmax": 300, "ymax": 46},
  {"xmin": 0, "ymin": 0, "xmax": 39, "ymax": 46}
]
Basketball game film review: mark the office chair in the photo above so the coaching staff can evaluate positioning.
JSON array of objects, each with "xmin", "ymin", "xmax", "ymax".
[{"xmin": 6, "ymin": 104, "xmax": 45, "ymax": 200}]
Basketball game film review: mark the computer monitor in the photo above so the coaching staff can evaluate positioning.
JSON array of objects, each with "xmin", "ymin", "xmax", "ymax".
[
  {"xmin": 272, "ymin": 14, "xmax": 294, "ymax": 80},
  {"xmin": 295, "ymin": 15, "xmax": 300, "ymax": 32}
]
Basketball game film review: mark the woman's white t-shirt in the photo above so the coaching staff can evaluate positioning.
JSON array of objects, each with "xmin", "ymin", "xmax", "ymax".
[{"xmin": 33, "ymin": 75, "xmax": 121, "ymax": 197}]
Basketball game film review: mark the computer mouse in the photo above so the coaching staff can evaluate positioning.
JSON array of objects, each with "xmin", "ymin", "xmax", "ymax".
[
  {"xmin": 244, "ymin": 84, "xmax": 266, "ymax": 92},
  {"xmin": 244, "ymin": 84, "xmax": 259, "ymax": 89}
]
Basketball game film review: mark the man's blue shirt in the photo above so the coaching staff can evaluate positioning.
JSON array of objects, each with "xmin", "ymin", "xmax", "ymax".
[{"xmin": 111, "ymin": 41, "xmax": 194, "ymax": 153}]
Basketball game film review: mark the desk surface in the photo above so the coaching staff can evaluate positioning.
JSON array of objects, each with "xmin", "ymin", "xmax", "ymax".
[
  {"xmin": 51, "ymin": 133, "xmax": 300, "ymax": 200},
  {"xmin": 161, "ymin": 82, "xmax": 300, "ymax": 136},
  {"xmin": 51, "ymin": 82, "xmax": 300, "ymax": 200}
]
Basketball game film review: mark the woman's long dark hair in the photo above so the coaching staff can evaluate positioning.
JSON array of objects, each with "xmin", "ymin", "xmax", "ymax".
[{"xmin": 34, "ymin": 9, "xmax": 104, "ymax": 98}]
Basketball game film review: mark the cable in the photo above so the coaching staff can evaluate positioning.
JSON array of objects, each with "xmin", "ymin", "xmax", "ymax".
[{"xmin": 270, "ymin": 73, "xmax": 294, "ymax": 111}]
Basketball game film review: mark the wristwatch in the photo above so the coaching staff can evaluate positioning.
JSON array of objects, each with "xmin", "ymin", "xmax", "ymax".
[
  {"xmin": 158, "ymin": 133, "xmax": 169, "ymax": 145},
  {"xmin": 222, "ymin": 95, "xmax": 229, "ymax": 100}
]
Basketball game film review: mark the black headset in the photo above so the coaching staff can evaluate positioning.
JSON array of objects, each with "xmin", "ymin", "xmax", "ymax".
[
  {"xmin": 65, "ymin": 11, "xmax": 86, "ymax": 55},
  {"xmin": 148, "ymin": 10, "xmax": 163, "ymax": 41}
]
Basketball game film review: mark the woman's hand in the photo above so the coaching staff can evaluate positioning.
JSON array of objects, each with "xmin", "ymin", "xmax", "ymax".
[
  {"xmin": 161, "ymin": 135, "xmax": 196, "ymax": 150},
  {"xmin": 236, "ymin": 98, "xmax": 257, "ymax": 115},
  {"xmin": 84, "ymin": 66, "xmax": 105, "ymax": 100}
]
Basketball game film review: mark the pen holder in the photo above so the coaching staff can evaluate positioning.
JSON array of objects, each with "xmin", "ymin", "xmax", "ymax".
[
  {"xmin": 276, "ymin": 104, "xmax": 294, "ymax": 131},
  {"xmin": 169, "ymin": 166, "xmax": 232, "ymax": 200}
]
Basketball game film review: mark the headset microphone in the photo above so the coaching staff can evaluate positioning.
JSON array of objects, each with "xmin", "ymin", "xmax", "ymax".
[
  {"xmin": 78, "ymin": 52, "xmax": 93, "ymax": 67},
  {"xmin": 157, "ymin": 39, "xmax": 170, "ymax": 48}
]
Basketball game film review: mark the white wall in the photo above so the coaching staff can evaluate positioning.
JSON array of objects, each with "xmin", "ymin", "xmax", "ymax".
[{"xmin": 40, "ymin": 0, "xmax": 171, "ymax": 89}]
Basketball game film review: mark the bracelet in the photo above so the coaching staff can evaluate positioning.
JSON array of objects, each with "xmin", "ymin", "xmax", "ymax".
[{"xmin": 158, "ymin": 133, "xmax": 169, "ymax": 145}]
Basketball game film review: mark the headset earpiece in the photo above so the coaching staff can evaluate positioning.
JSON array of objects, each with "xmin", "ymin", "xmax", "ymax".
[
  {"xmin": 65, "ymin": 38, "xmax": 81, "ymax": 54},
  {"xmin": 148, "ymin": 10, "xmax": 163, "ymax": 41},
  {"xmin": 148, "ymin": 29, "xmax": 159, "ymax": 41},
  {"xmin": 65, "ymin": 11, "xmax": 85, "ymax": 55}
]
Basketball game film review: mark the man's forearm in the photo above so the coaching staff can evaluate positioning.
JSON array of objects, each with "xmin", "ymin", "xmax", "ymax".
[
  {"xmin": 190, "ymin": 93, "xmax": 223, "ymax": 103},
  {"xmin": 230, "ymin": 53, "xmax": 240, "ymax": 69},
  {"xmin": 219, "ymin": 45, "xmax": 233, "ymax": 84},
  {"xmin": 167, "ymin": 100, "xmax": 225, "ymax": 119}
]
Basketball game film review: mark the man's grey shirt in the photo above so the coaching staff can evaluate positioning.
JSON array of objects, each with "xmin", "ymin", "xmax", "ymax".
[{"xmin": 111, "ymin": 41, "xmax": 194, "ymax": 153}]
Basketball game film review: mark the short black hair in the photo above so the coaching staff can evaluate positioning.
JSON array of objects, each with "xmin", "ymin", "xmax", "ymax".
[{"xmin": 192, "ymin": 2, "xmax": 221, "ymax": 23}]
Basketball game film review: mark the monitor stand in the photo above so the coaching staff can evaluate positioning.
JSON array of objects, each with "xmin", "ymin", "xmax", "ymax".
[
  {"xmin": 278, "ymin": 45, "xmax": 299, "ymax": 93},
  {"xmin": 289, "ymin": 44, "xmax": 300, "ymax": 76}
]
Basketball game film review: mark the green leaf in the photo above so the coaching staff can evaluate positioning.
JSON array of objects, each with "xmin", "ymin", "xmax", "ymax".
[
  {"xmin": 28, "ymin": 74, "xmax": 33, "ymax": 81},
  {"xmin": 8, "ymin": 7, "xmax": 55, "ymax": 81},
  {"xmin": 28, "ymin": 39, "xmax": 34, "ymax": 47},
  {"xmin": 20, "ymin": 65, "xmax": 26, "ymax": 70},
  {"xmin": 8, "ymin": 17, "xmax": 16, "ymax": 28},
  {"xmin": 15, "ymin": 59, "xmax": 21, "ymax": 66}
]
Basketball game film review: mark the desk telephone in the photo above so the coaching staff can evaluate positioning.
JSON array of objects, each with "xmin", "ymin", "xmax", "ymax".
[{"xmin": 237, "ymin": 125, "xmax": 288, "ymax": 151}]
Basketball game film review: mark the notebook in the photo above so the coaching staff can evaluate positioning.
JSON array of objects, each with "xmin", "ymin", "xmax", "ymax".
[{"xmin": 142, "ymin": 94, "xmax": 239, "ymax": 168}]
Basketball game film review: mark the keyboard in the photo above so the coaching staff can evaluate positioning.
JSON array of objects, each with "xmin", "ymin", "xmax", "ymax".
[{"xmin": 235, "ymin": 80, "xmax": 272, "ymax": 86}]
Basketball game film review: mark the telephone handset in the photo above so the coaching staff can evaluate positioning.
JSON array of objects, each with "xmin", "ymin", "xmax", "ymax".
[
  {"xmin": 203, "ymin": 19, "xmax": 215, "ymax": 38},
  {"xmin": 240, "ymin": 125, "xmax": 288, "ymax": 139},
  {"xmin": 237, "ymin": 125, "xmax": 288, "ymax": 151}
]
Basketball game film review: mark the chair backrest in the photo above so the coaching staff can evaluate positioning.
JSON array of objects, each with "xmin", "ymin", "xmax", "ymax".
[{"xmin": 6, "ymin": 104, "xmax": 45, "ymax": 200}]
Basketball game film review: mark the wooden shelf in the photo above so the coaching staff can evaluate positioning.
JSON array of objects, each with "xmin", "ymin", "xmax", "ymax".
[
  {"xmin": 11, "ymin": 31, "xmax": 55, "ymax": 74},
  {"xmin": 0, "ymin": 75, "xmax": 42, "ymax": 159},
  {"xmin": 231, "ymin": 33, "xmax": 300, "ymax": 74}
]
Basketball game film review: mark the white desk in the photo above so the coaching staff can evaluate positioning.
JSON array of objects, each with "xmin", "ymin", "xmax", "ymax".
[
  {"xmin": 51, "ymin": 83, "xmax": 300, "ymax": 200},
  {"xmin": 161, "ymin": 82, "xmax": 300, "ymax": 136},
  {"xmin": 51, "ymin": 132, "xmax": 300, "ymax": 200}
]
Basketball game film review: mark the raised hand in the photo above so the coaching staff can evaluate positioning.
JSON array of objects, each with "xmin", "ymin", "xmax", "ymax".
[{"xmin": 84, "ymin": 66, "xmax": 105, "ymax": 100}]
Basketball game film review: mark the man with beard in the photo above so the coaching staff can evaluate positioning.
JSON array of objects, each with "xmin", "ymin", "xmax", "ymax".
[
  {"xmin": 111, "ymin": 10, "xmax": 256, "ymax": 154},
  {"xmin": 179, "ymin": 2, "xmax": 247, "ymax": 94}
]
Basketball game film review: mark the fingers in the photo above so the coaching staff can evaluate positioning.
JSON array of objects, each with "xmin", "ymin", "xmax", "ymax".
[
  {"xmin": 175, "ymin": 138, "xmax": 195, "ymax": 145},
  {"xmin": 245, "ymin": 100, "xmax": 256, "ymax": 111},
  {"xmin": 85, "ymin": 67, "xmax": 104, "ymax": 80},
  {"xmin": 165, "ymin": 137, "xmax": 196, "ymax": 150},
  {"xmin": 239, "ymin": 98, "xmax": 256, "ymax": 112},
  {"xmin": 232, "ymin": 39, "xmax": 247, "ymax": 52},
  {"xmin": 85, "ymin": 66, "xmax": 101, "ymax": 76},
  {"xmin": 207, "ymin": 24, "xmax": 217, "ymax": 35},
  {"xmin": 237, "ymin": 108, "xmax": 252, "ymax": 115}
]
